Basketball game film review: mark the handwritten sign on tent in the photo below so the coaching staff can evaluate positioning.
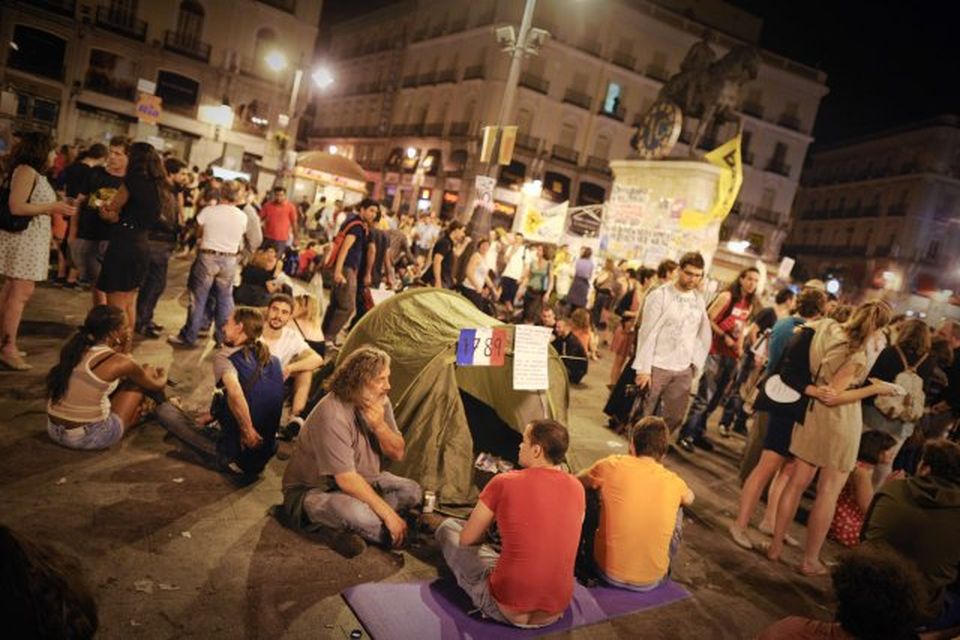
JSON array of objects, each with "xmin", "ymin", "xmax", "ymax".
[
  {"xmin": 512, "ymin": 324, "xmax": 552, "ymax": 390},
  {"xmin": 457, "ymin": 328, "xmax": 508, "ymax": 366}
]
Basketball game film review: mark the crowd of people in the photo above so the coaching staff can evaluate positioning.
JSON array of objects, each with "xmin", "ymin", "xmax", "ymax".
[{"xmin": 2, "ymin": 130, "xmax": 960, "ymax": 639}]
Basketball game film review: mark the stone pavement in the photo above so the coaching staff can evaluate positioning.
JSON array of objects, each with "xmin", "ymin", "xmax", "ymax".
[{"xmin": 0, "ymin": 262, "xmax": 835, "ymax": 639}]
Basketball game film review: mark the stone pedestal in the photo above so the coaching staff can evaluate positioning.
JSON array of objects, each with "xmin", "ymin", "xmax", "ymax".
[{"xmin": 604, "ymin": 159, "xmax": 727, "ymax": 268}]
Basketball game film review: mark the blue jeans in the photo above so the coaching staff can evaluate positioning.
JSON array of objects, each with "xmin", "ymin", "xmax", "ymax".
[
  {"xmin": 136, "ymin": 241, "xmax": 174, "ymax": 331},
  {"xmin": 178, "ymin": 252, "xmax": 237, "ymax": 345},
  {"xmin": 301, "ymin": 472, "xmax": 421, "ymax": 544},
  {"xmin": 719, "ymin": 351, "xmax": 753, "ymax": 430},
  {"xmin": 679, "ymin": 353, "xmax": 738, "ymax": 441}
]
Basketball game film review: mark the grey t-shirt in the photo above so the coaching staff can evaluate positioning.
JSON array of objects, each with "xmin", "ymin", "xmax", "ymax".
[
  {"xmin": 212, "ymin": 346, "xmax": 242, "ymax": 383},
  {"xmin": 281, "ymin": 392, "xmax": 398, "ymax": 493}
]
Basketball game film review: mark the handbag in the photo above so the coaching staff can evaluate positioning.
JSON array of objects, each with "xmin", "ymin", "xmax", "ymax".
[{"xmin": 0, "ymin": 171, "xmax": 38, "ymax": 233}]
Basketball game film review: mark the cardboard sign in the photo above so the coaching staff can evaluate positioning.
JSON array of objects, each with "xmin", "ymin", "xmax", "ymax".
[
  {"xmin": 512, "ymin": 325, "xmax": 552, "ymax": 390},
  {"xmin": 456, "ymin": 328, "xmax": 508, "ymax": 366}
]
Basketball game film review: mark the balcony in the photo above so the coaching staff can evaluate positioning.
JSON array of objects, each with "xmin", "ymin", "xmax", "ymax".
[
  {"xmin": 516, "ymin": 133, "xmax": 541, "ymax": 151},
  {"xmin": 887, "ymin": 203, "xmax": 907, "ymax": 216},
  {"xmin": 422, "ymin": 122, "xmax": 444, "ymax": 136},
  {"xmin": 612, "ymin": 50, "xmax": 635, "ymax": 70},
  {"xmin": 751, "ymin": 207, "xmax": 781, "ymax": 225},
  {"xmin": 163, "ymin": 30, "xmax": 211, "ymax": 63},
  {"xmin": 563, "ymin": 88, "xmax": 592, "ymax": 110},
  {"xmin": 417, "ymin": 72, "xmax": 436, "ymax": 86},
  {"xmin": 599, "ymin": 104, "xmax": 626, "ymax": 122},
  {"xmin": 449, "ymin": 122, "xmax": 471, "ymax": 137},
  {"xmin": 576, "ymin": 38, "xmax": 601, "ymax": 56},
  {"xmin": 463, "ymin": 65, "xmax": 485, "ymax": 81},
  {"xmin": 30, "ymin": 0, "xmax": 77, "ymax": 18},
  {"xmin": 741, "ymin": 101, "xmax": 764, "ymax": 118},
  {"xmin": 645, "ymin": 65, "xmax": 669, "ymax": 82},
  {"xmin": 435, "ymin": 68, "xmax": 457, "ymax": 84},
  {"xmin": 256, "ymin": 0, "xmax": 295, "ymax": 12},
  {"xmin": 778, "ymin": 114, "xmax": 802, "ymax": 131},
  {"xmin": 448, "ymin": 19, "xmax": 467, "ymax": 33},
  {"xmin": 586, "ymin": 155, "xmax": 611, "ymax": 175},
  {"xmin": 95, "ymin": 6, "xmax": 147, "ymax": 41},
  {"xmin": 862, "ymin": 204, "xmax": 880, "ymax": 217},
  {"xmin": 766, "ymin": 160, "xmax": 791, "ymax": 177},
  {"xmin": 519, "ymin": 72, "xmax": 549, "ymax": 94},
  {"xmin": 551, "ymin": 144, "xmax": 579, "ymax": 164},
  {"xmin": 401, "ymin": 75, "xmax": 417, "ymax": 88}
]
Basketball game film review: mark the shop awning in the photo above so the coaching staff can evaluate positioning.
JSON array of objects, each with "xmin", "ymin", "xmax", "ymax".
[{"xmin": 295, "ymin": 151, "xmax": 367, "ymax": 193}]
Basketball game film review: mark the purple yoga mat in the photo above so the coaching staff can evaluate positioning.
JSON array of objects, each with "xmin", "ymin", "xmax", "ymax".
[{"xmin": 342, "ymin": 578, "xmax": 690, "ymax": 640}]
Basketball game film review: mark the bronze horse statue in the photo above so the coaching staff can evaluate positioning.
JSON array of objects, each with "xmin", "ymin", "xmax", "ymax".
[{"xmin": 633, "ymin": 44, "xmax": 759, "ymax": 156}]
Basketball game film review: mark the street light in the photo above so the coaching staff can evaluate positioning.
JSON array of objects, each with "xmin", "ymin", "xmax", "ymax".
[
  {"xmin": 312, "ymin": 66, "xmax": 334, "ymax": 90},
  {"xmin": 406, "ymin": 147, "xmax": 417, "ymax": 160},
  {"xmin": 265, "ymin": 50, "xmax": 288, "ymax": 72},
  {"xmin": 328, "ymin": 145, "xmax": 338, "ymax": 154}
]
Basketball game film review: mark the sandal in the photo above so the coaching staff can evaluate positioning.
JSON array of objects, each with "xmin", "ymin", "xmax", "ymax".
[
  {"xmin": 728, "ymin": 524, "xmax": 754, "ymax": 550},
  {"xmin": 758, "ymin": 524, "xmax": 800, "ymax": 548},
  {"xmin": 0, "ymin": 353, "xmax": 32, "ymax": 371}
]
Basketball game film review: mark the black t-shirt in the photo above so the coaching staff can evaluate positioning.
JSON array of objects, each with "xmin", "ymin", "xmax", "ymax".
[
  {"xmin": 426, "ymin": 235, "xmax": 454, "ymax": 287},
  {"xmin": 78, "ymin": 167, "xmax": 123, "ymax": 240},
  {"xmin": 754, "ymin": 307, "xmax": 778, "ymax": 333},
  {"xmin": 120, "ymin": 173, "xmax": 163, "ymax": 232},
  {"xmin": 339, "ymin": 214, "xmax": 368, "ymax": 272},
  {"xmin": 62, "ymin": 161, "xmax": 91, "ymax": 198}
]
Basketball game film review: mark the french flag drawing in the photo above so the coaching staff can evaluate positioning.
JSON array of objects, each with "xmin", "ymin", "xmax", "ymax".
[{"xmin": 456, "ymin": 328, "xmax": 508, "ymax": 367}]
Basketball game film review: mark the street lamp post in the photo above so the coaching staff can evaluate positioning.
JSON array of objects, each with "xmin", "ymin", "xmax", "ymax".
[{"xmin": 470, "ymin": 0, "xmax": 547, "ymax": 237}]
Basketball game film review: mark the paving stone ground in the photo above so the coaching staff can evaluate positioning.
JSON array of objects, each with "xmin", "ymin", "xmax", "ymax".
[{"xmin": 0, "ymin": 261, "xmax": 836, "ymax": 639}]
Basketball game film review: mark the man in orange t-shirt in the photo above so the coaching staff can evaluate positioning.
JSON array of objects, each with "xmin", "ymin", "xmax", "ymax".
[
  {"xmin": 578, "ymin": 416, "xmax": 694, "ymax": 590},
  {"xmin": 434, "ymin": 420, "xmax": 585, "ymax": 628},
  {"xmin": 259, "ymin": 186, "xmax": 298, "ymax": 254}
]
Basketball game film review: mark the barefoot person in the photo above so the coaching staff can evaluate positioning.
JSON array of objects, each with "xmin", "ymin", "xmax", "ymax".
[
  {"xmin": 766, "ymin": 301, "xmax": 895, "ymax": 575},
  {"xmin": 434, "ymin": 420, "xmax": 585, "ymax": 628},
  {"xmin": 46, "ymin": 305, "xmax": 166, "ymax": 450}
]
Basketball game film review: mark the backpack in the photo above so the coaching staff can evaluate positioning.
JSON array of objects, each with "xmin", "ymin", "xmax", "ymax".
[
  {"xmin": 750, "ymin": 325, "xmax": 817, "ymax": 423},
  {"xmin": 322, "ymin": 218, "xmax": 365, "ymax": 270},
  {"xmin": 874, "ymin": 346, "xmax": 928, "ymax": 422}
]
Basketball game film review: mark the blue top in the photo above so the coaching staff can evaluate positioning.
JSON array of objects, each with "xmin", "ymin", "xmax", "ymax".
[
  {"xmin": 766, "ymin": 316, "xmax": 806, "ymax": 375},
  {"xmin": 339, "ymin": 214, "xmax": 368, "ymax": 272}
]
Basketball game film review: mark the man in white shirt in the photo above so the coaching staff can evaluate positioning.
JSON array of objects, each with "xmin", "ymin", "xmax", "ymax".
[
  {"xmin": 170, "ymin": 180, "xmax": 249, "ymax": 348},
  {"xmin": 235, "ymin": 178, "xmax": 262, "ymax": 255},
  {"xmin": 498, "ymin": 233, "xmax": 527, "ymax": 311},
  {"xmin": 259, "ymin": 293, "xmax": 325, "ymax": 440},
  {"xmin": 632, "ymin": 252, "xmax": 712, "ymax": 434}
]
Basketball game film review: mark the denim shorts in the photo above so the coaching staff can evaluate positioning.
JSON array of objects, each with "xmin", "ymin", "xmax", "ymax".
[{"xmin": 47, "ymin": 413, "xmax": 124, "ymax": 450}]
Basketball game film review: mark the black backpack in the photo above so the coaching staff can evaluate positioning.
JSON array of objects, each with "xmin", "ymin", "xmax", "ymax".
[{"xmin": 753, "ymin": 325, "xmax": 817, "ymax": 423}]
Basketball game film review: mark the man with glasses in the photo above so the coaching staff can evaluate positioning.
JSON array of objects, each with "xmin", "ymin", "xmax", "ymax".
[{"xmin": 631, "ymin": 251, "xmax": 712, "ymax": 435}]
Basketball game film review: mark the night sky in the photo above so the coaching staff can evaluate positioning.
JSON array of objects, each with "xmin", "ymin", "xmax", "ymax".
[{"xmin": 320, "ymin": 0, "xmax": 960, "ymax": 147}]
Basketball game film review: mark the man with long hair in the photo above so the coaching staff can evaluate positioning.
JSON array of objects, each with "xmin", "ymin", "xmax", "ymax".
[
  {"xmin": 277, "ymin": 346, "xmax": 420, "ymax": 557},
  {"xmin": 156, "ymin": 307, "xmax": 284, "ymax": 478},
  {"xmin": 678, "ymin": 266, "xmax": 760, "ymax": 453}
]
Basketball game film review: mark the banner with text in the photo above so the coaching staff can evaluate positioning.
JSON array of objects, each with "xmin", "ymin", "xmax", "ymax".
[{"xmin": 457, "ymin": 328, "xmax": 508, "ymax": 366}]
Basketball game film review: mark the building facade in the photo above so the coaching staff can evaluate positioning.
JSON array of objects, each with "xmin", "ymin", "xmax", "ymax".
[
  {"xmin": 310, "ymin": 0, "xmax": 827, "ymax": 261},
  {"xmin": 784, "ymin": 116, "xmax": 960, "ymax": 303},
  {"xmin": 1, "ymin": 0, "xmax": 321, "ymax": 190}
]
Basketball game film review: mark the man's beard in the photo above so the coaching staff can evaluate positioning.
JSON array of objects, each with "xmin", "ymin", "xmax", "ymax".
[{"xmin": 268, "ymin": 320, "xmax": 285, "ymax": 330}]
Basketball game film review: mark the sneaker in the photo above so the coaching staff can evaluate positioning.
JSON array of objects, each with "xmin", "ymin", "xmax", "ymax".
[
  {"xmin": 678, "ymin": 437, "xmax": 695, "ymax": 453},
  {"xmin": 693, "ymin": 436, "xmax": 715, "ymax": 452},
  {"xmin": 728, "ymin": 524, "xmax": 754, "ymax": 550},
  {"xmin": 167, "ymin": 335, "xmax": 197, "ymax": 348},
  {"xmin": 330, "ymin": 531, "xmax": 367, "ymax": 558},
  {"xmin": 149, "ymin": 322, "xmax": 165, "ymax": 332},
  {"xmin": 142, "ymin": 326, "xmax": 162, "ymax": 339},
  {"xmin": 718, "ymin": 424, "xmax": 732, "ymax": 438}
]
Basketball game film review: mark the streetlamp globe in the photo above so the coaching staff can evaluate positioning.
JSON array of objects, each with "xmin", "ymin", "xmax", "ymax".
[
  {"xmin": 405, "ymin": 147, "xmax": 417, "ymax": 159},
  {"xmin": 328, "ymin": 145, "xmax": 338, "ymax": 154},
  {"xmin": 265, "ymin": 50, "xmax": 288, "ymax": 72},
  {"xmin": 312, "ymin": 67, "xmax": 334, "ymax": 89}
]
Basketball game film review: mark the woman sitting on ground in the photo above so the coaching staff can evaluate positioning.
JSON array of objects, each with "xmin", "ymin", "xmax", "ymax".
[
  {"xmin": 234, "ymin": 247, "xmax": 283, "ymax": 307},
  {"xmin": 828, "ymin": 430, "xmax": 898, "ymax": 548},
  {"xmin": 46, "ymin": 305, "xmax": 166, "ymax": 450}
]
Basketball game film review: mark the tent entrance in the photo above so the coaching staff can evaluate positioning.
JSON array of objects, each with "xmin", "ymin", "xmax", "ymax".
[{"xmin": 459, "ymin": 391, "xmax": 521, "ymax": 466}]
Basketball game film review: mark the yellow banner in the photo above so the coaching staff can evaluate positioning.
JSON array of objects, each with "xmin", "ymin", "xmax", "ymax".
[
  {"xmin": 498, "ymin": 126, "xmax": 517, "ymax": 165},
  {"xmin": 678, "ymin": 134, "xmax": 743, "ymax": 230},
  {"xmin": 479, "ymin": 126, "xmax": 497, "ymax": 163}
]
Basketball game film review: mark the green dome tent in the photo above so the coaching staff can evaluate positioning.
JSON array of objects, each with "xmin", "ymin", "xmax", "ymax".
[{"xmin": 337, "ymin": 288, "xmax": 569, "ymax": 505}]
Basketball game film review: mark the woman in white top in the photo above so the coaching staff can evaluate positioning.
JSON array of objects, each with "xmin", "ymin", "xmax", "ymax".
[
  {"xmin": 47, "ymin": 305, "xmax": 167, "ymax": 450},
  {"xmin": 0, "ymin": 132, "xmax": 77, "ymax": 371},
  {"xmin": 459, "ymin": 237, "xmax": 499, "ymax": 314}
]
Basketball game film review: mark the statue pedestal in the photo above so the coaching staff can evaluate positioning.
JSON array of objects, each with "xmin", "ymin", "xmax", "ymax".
[{"xmin": 604, "ymin": 160, "xmax": 726, "ymax": 268}]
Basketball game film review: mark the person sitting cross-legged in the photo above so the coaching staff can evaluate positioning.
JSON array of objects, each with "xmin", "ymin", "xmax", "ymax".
[
  {"xmin": 433, "ymin": 420, "xmax": 585, "ymax": 629},
  {"xmin": 155, "ymin": 307, "xmax": 284, "ymax": 479},
  {"xmin": 257, "ymin": 293, "xmax": 324, "ymax": 441},
  {"xmin": 276, "ymin": 347, "xmax": 421, "ymax": 557},
  {"xmin": 577, "ymin": 416, "xmax": 694, "ymax": 590}
]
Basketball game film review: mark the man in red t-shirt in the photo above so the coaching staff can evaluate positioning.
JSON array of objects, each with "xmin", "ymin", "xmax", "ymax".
[
  {"xmin": 259, "ymin": 186, "xmax": 298, "ymax": 254},
  {"xmin": 434, "ymin": 420, "xmax": 585, "ymax": 628}
]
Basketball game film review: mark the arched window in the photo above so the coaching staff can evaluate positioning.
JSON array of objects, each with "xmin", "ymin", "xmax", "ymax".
[
  {"xmin": 593, "ymin": 133, "xmax": 611, "ymax": 159},
  {"xmin": 176, "ymin": 0, "xmax": 204, "ymax": 45},
  {"xmin": 558, "ymin": 122, "xmax": 578, "ymax": 149}
]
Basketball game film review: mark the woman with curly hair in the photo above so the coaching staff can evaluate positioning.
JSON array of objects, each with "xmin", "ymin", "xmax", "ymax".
[{"xmin": 766, "ymin": 301, "xmax": 897, "ymax": 575}]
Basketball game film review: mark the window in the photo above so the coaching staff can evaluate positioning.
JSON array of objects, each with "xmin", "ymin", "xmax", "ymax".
[
  {"xmin": 85, "ymin": 49, "xmax": 137, "ymax": 100},
  {"xmin": 254, "ymin": 28, "xmax": 278, "ymax": 75},
  {"xmin": 517, "ymin": 107, "xmax": 533, "ymax": 133},
  {"xmin": 593, "ymin": 133, "xmax": 611, "ymax": 159},
  {"xmin": 175, "ymin": 0, "xmax": 204, "ymax": 44},
  {"xmin": 558, "ymin": 122, "xmax": 577, "ymax": 148},
  {"xmin": 577, "ymin": 182, "xmax": 605, "ymax": 206},
  {"xmin": 760, "ymin": 188, "xmax": 775, "ymax": 211},
  {"xmin": 8, "ymin": 26, "xmax": 67, "ymax": 80},
  {"xmin": 156, "ymin": 71, "xmax": 199, "ymax": 109},
  {"xmin": 603, "ymin": 82, "xmax": 621, "ymax": 114},
  {"xmin": 543, "ymin": 171, "xmax": 571, "ymax": 202}
]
